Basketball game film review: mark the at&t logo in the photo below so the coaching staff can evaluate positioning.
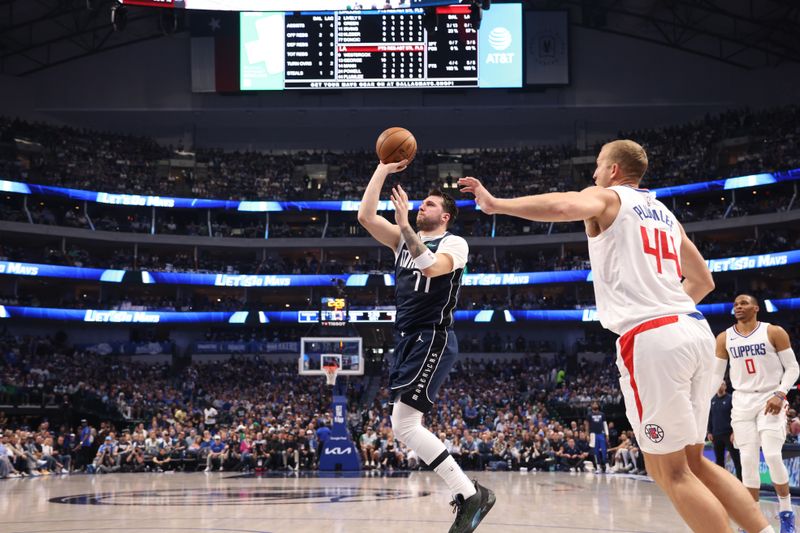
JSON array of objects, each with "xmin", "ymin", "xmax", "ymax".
[{"xmin": 486, "ymin": 26, "xmax": 514, "ymax": 64}]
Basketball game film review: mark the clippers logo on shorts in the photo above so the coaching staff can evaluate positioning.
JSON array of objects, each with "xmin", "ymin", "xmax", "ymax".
[{"xmin": 644, "ymin": 424, "xmax": 665, "ymax": 443}]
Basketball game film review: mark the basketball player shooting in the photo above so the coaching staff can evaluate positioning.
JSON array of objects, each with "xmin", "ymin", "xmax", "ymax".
[
  {"xmin": 459, "ymin": 140, "xmax": 774, "ymax": 533},
  {"xmin": 357, "ymin": 160, "xmax": 496, "ymax": 533},
  {"xmin": 714, "ymin": 294, "xmax": 798, "ymax": 533}
]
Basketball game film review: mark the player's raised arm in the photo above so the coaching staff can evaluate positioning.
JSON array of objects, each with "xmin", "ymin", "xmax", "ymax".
[
  {"xmin": 458, "ymin": 178, "xmax": 617, "ymax": 223},
  {"xmin": 357, "ymin": 160, "xmax": 408, "ymax": 250},
  {"xmin": 677, "ymin": 224, "xmax": 715, "ymax": 304}
]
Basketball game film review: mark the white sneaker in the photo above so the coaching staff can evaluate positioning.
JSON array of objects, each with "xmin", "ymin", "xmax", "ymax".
[
  {"xmin": 204, "ymin": 467, "xmax": 211, "ymax": 472},
  {"xmin": 219, "ymin": 466, "xmax": 224, "ymax": 472},
  {"xmin": 61, "ymin": 469, "xmax": 69, "ymax": 474}
]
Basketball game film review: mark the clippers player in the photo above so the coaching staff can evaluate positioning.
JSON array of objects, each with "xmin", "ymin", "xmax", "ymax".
[
  {"xmin": 714, "ymin": 294, "xmax": 798, "ymax": 533},
  {"xmin": 460, "ymin": 140, "xmax": 773, "ymax": 533},
  {"xmin": 358, "ymin": 159, "xmax": 495, "ymax": 533}
]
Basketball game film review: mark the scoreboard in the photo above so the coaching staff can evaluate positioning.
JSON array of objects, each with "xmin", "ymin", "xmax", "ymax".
[
  {"xmin": 122, "ymin": 0, "xmax": 447, "ymax": 9},
  {"xmin": 240, "ymin": 4, "xmax": 522, "ymax": 90}
]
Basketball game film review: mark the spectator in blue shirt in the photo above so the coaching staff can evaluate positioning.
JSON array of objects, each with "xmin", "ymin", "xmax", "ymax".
[
  {"xmin": 204, "ymin": 434, "xmax": 228, "ymax": 472},
  {"xmin": 75, "ymin": 419, "xmax": 95, "ymax": 471},
  {"xmin": 315, "ymin": 422, "xmax": 331, "ymax": 457}
]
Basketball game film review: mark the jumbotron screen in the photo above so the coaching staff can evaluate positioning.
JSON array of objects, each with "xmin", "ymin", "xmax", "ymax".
[{"xmin": 239, "ymin": 4, "xmax": 522, "ymax": 90}]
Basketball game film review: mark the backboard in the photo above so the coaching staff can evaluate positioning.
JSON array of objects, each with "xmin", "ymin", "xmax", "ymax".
[{"xmin": 299, "ymin": 337, "xmax": 363, "ymax": 376}]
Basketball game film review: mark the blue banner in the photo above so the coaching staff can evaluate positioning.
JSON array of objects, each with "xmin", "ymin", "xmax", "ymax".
[
  {"xmin": 1, "ymin": 250, "xmax": 798, "ymax": 287},
  {"xmin": 0, "ymin": 179, "xmax": 473, "ymax": 212},
  {"xmin": 0, "ymin": 307, "xmax": 249, "ymax": 324},
  {"xmin": 1, "ymin": 298, "xmax": 797, "ymax": 323},
  {"xmin": 143, "ymin": 272, "xmax": 368, "ymax": 287},
  {"xmin": 705, "ymin": 250, "xmax": 800, "ymax": 273},
  {"xmin": 0, "ymin": 261, "xmax": 125, "ymax": 282},
  {"xmin": 2, "ymin": 167, "xmax": 797, "ymax": 212},
  {"xmin": 462, "ymin": 270, "xmax": 591, "ymax": 286},
  {"xmin": 653, "ymin": 168, "xmax": 799, "ymax": 199}
]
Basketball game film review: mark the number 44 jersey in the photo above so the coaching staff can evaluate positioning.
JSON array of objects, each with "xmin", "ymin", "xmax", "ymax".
[
  {"xmin": 394, "ymin": 232, "xmax": 468, "ymax": 333},
  {"xmin": 587, "ymin": 185, "xmax": 698, "ymax": 335},
  {"xmin": 725, "ymin": 322, "xmax": 782, "ymax": 393}
]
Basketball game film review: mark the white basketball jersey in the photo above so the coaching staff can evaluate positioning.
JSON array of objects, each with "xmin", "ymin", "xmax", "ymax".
[
  {"xmin": 587, "ymin": 185, "xmax": 698, "ymax": 335},
  {"xmin": 726, "ymin": 322, "xmax": 782, "ymax": 393}
]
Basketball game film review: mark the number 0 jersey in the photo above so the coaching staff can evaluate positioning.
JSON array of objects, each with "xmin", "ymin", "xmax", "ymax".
[
  {"xmin": 394, "ymin": 231, "xmax": 468, "ymax": 333},
  {"xmin": 725, "ymin": 322, "xmax": 782, "ymax": 393},
  {"xmin": 587, "ymin": 185, "xmax": 698, "ymax": 335}
]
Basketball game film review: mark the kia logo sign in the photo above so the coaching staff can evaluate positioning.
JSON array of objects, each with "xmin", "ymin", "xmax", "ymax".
[
  {"xmin": 488, "ymin": 27, "xmax": 512, "ymax": 51},
  {"xmin": 325, "ymin": 447, "xmax": 353, "ymax": 455}
]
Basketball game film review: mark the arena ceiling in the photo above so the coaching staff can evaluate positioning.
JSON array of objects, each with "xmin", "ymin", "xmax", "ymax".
[{"xmin": 0, "ymin": 0, "xmax": 798, "ymax": 76}]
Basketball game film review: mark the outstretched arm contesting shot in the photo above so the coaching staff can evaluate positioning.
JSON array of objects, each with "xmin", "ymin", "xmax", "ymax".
[{"xmin": 459, "ymin": 140, "xmax": 774, "ymax": 533}]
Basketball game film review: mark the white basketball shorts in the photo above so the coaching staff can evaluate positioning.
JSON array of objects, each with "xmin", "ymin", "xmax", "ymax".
[
  {"xmin": 731, "ymin": 390, "xmax": 787, "ymax": 447},
  {"xmin": 616, "ymin": 312, "xmax": 716, "ymax": 454}
]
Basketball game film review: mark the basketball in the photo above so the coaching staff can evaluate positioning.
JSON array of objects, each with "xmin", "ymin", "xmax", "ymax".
[{"xmin": 376, "ymin": 127, "xmax": 417, "ymax": 164}]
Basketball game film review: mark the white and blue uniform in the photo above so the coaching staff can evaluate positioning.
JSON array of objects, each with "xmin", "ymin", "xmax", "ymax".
[
  {"xmin": 389, "ymin": 231, "xmax": 467, "ymax": 413},
  {"xmin": 726, "ymin": 322, "xmax": 787, "ymax": 445}
]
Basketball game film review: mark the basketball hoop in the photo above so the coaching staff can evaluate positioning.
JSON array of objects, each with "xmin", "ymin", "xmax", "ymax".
[{"xmin": 323, "ymin": 364, "xmax": 339, "ymax": 387}]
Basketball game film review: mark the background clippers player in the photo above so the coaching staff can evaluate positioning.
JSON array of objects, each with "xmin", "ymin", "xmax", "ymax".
[
  {"xmin": 460, "ymin": 140, "xmax": 774, "ymax": 533},
  {"xmin": 358, "ymin": 158, "xmax": 495, "ymax": 533},
  {"xmin": 714, "ymin": 294, "xmax": 799, "ymax": 533}
]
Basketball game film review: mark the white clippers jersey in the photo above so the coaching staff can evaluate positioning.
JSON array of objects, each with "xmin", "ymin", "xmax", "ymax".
[
  {"xmin": 725, "ymin": 322, "xmax": 782, "ymax": 393},
  {"xmin": 587, "ymin": 185, "xmax": 698, "ymax": 335}
]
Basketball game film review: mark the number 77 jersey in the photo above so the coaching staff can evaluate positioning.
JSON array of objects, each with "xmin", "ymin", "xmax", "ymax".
[
  {"xmin": 587, "ymin": 185, "xmax": 698, "ymax": 335},
  {"xmin": 394, "ymin": 231, "xmax": 468, "ymax": 334}
]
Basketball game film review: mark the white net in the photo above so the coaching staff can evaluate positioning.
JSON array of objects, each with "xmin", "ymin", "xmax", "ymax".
[{"xmin": 323, "ymin": 365, "xmax": 339, "ymax": 386}]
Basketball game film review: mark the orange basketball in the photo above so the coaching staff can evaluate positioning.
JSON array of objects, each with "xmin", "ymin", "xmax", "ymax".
[{"xmin": 376, "ymin": 127, "xmax": 417, "ymax": 164}]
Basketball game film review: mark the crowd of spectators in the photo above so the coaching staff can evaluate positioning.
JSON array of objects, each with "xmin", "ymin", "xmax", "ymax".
[
  {"xmin": 1, "ymin": 331, "xmax": 639, "ymax": 478},
  {"xmin": 4, "ymin": 181, "xmax": 797, "ymax": 241},
  {"xmin": 1, "ymin": 225, "xmax": 796, "ymax": 279},
  {"xmin": 351, "ymin": 356, "xmax": 636, "ymax": 473},
  {"xmin": 2, "ymin": 105, "xmax": 798, "ymax": 203},
  {"xmin": 5, "ymin": 322, "xmax": 800, "ymax": 479}
]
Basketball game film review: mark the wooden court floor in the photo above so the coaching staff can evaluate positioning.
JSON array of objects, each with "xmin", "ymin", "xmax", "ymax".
[{"xmin": 0, "ymin": 470, "xmax": 791, "ymax": 532}]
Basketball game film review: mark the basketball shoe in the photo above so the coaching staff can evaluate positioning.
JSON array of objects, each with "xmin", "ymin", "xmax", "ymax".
[
  {"xmin": 779, "ymin": 510, "xmax": 796, "ymax": 533},
  {"xmin": 448, "ymin": 480, "xmax": 496, "ymax": 533}
]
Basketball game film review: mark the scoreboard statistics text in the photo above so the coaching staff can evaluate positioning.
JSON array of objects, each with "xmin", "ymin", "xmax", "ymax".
[{"xmin": 240, "ymin": 4, "xmax": 522, "ymax": 90}]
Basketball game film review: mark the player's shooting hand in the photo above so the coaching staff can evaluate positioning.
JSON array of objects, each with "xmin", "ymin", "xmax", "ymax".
[
  {"xmin": 390, "ymin": 185, "xmax": 411, "ymax": 229},
  {"xmin": 458, "ymin": 176, "xmax": 498, "ymax": 215},
  {"xmin": 765, "ymin": 395, "xmax": 785, "ymax": 415},
  {"xmin": 379, "ymin": 159, "xmax": 409, "ymax": 174}
]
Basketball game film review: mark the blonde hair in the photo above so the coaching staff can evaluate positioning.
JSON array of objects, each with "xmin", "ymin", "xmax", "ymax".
[{"xmin": 602, "ymin": 139, "xmax": 648, "ymax": 182}]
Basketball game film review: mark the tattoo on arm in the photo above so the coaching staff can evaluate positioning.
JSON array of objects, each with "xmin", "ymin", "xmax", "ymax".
[{"xmin": 400, "ymin": 226, "xmax": 427, "ymax": 257}]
